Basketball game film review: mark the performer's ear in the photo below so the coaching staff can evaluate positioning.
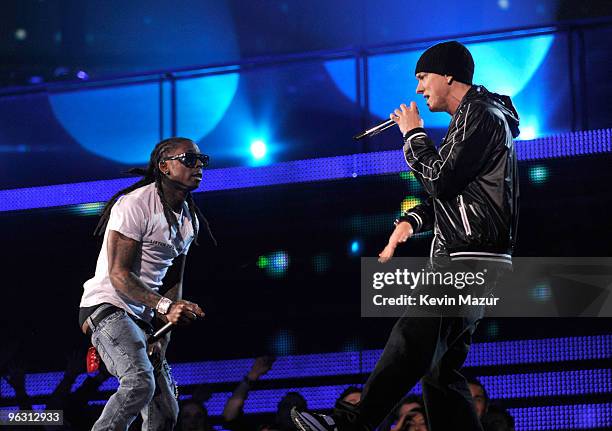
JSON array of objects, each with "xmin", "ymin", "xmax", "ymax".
[{"xmin": 159, "ymin": 160, "xmax": 169, "ymax": 175}]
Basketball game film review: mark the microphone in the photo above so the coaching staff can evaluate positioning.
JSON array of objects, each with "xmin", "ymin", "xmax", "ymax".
[
  {"xmin": 353, "ymin": 119, "xmax": 397, "ymax": 140},
  {"xmin": 148, "ymin": 309, "xmax": 202, "ymax": 343},
  {"xmin": 149, "ymin": 322, "xmax": 173, "ymax": 342}
]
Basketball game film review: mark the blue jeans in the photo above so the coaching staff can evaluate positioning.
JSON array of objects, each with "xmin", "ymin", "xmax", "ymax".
[{"xmin": 89, "ymin": 308, "xmax": 179, "ymax": 431}]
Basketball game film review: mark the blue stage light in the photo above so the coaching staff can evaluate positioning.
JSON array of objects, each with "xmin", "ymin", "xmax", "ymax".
[
  {"xmin": 480, "ymin": 369, "xmax": 612, "ymax": 399},
  {"xmin": 519, "ymin": 125, "xmax": 537, "ymax": 140},
  {"xmin": 14, "ymin": 28, "xmax": 27, "ymax": 41},
  {"xmin": 508, "ymin": 403, "xmax": 612, "ymax": 430},
  {"xmin": 350, "ymin": 240, "xmax": 362, "ymax": 255},
  {"xmin": 528, "ymin": 165, "xmax": 549, "ymax": 184},
  {"xmin": 177, "ymin": 73, "xmax": 240, "ymax": 146},
  {"xmin": 270, "ymin": 330, "xmax": 296, "ymax": 356},
  {"xmin": 269, "ymin": 251, "xmax": 289, "ymax": 275},
  {"xmin": 250, "ymin": 139, "xmax": 267, "ymax": 160},
  {"xmin": 328, "ymin": 35, "xmax": 554, "ymax": 129},
  {"xmin": 86, "ymin": 381, "xmax": 612, "ymax": 423},
  {"xmin": 2, "ymin": 336, "xmax": 610, "ymax": 400},
  {"xmin": 48, "ymin": 73, "xmax": 238, "ymax": 164},
  {"xmin": 323, "ymin": 58, "xmax": 357, "ymax": 102},
  {"xmin": 0, "ymin": 128, "xmax": 610, "ymax": 212},
  {"xmin": 69, "ymin": 202, "xmax": 105, "ymax": 217},
  {"xmin": 256, "ymin": 250, "xmax": 289, "ymax": 278}
]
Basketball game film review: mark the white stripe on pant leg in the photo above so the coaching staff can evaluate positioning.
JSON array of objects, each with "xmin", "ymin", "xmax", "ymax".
[
  {"xmin": 449, "ymin": 251, "xmax": 512, "ymax": 258},
  {"xmin": 451, "ymin": 256, "xmax": 511, "ymax": 264}
]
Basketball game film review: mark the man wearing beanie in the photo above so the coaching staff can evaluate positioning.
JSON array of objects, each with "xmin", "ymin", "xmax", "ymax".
[{"xmin": 292, "ymin": 41, "xmax": 519, "ymax": 431}]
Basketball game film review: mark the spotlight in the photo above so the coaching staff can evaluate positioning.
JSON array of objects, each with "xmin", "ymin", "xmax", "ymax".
[
  {"xmin": 528, "ymin": 165, "xmax": 549, "ymax": 184},
  {"xmin": 269, "ymin": 251, "xmax": 289, "ymax": 273},
  {"xmin": 250, "ymin": 139, "xmax": 267, "ymax": 160},
  {"xmin": 14, "ymin": 28, "xmax": 27, "ymax": 41},
  {"xmin": 498, "ymin": 0, "xmax": 509, "ymax": 10},
  {"xmin": 350, "ymin": 240, "xmax": 362, "ymax": 255},
  {"xmin": 258, "ymin": 251, "xmax": 289, "ymax": 278},
  {"xmin": 76, "ymin": 70, "xmax": 89, "ymax": 80},
  {"xmin": 519, "ymin": 126, "xmax": 536, "ymax": 140}
]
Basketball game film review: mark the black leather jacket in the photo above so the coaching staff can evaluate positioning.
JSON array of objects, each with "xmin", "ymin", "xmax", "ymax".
[{"xmin": 399, "ymin": 85, "xmax": 520, "ymax": 264}]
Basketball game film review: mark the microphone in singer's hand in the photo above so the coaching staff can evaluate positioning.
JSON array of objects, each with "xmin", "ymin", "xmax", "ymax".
[
  {"xmin": 149, "ymin": 322, "xmax": 173, "ymax": 342},
  {"xmin": 353, "ymin": 116, "xmax": 425, "ymax": 141},
  {"xmin": 353, "ymin": 119, "xmax": 397, "ymax": 140},
  {"xmin": 148, "ymin": 310, "xmax": 202, "ymax": 342}
]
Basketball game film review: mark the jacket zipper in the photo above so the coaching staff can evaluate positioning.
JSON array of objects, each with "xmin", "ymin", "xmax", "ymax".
[{"xmin": 458, "ymin": 195, "xmax": 472, "ymax": 236}]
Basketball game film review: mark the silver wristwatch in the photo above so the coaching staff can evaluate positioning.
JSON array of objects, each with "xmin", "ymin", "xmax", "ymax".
[{"xmin": 156, "ymin": 297, "xmax": 173, "ymax": 315}]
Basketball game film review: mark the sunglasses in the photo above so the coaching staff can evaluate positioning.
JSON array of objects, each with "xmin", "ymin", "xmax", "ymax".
[{"xmin": 162, "ymin": 152, "xmax": 210, "ymax": 168}]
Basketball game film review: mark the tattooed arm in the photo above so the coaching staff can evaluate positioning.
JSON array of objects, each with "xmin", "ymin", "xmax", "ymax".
[
  {"xmin": 107, "ymin": 230, "xmax": 203, "ymax": 324},
  {"xmin": 161, "ymin": 254, "xmax": 186, "ymax": 303}
]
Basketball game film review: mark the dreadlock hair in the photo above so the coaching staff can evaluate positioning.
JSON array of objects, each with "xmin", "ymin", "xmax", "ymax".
[{"xmin": 94, "ymin": 137, "xmax": 216, "ymax": 246}]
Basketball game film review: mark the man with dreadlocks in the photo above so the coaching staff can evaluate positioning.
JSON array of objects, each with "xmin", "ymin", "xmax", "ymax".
[{"xmin": 79, "ymin": 137, "xmax": 215, "ymax": 430}]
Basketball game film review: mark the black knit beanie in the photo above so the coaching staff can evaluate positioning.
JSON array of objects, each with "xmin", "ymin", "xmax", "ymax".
[{"xmin": 415, "ymin": 41, "xmax": 474, "ymax": 85}]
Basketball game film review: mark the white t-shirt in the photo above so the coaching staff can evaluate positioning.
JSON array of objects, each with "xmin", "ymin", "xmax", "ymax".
[{"xmin": 80, "ymin": 183, "xmax": 197, "ymax": 322}]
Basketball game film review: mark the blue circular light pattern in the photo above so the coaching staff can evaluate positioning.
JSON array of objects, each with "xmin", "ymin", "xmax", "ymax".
[
  {"xmin": 176, "ymin": 74, "xmax": 239, "ymax": 144},
  {"xmin": 325, "ymin": 35, "xmax": 554, "ymax": 129},
  {"xmin": 49, "ymin": 74, "xmax": 239, "ymax": 164},
  {"xmin": 48, "ymin": 2, "xmax": 239, "ymax": 164}
]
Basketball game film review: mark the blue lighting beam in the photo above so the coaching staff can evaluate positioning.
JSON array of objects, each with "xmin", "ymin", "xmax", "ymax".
[{"xmin": 0, "ymin": 128, "xmax": 610, "ymax": 212}]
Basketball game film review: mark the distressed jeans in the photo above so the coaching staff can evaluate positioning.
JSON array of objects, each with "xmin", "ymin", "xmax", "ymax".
[{"xmin": 89, "ymin": 308, "xmax": 179, "ymax": 431}]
